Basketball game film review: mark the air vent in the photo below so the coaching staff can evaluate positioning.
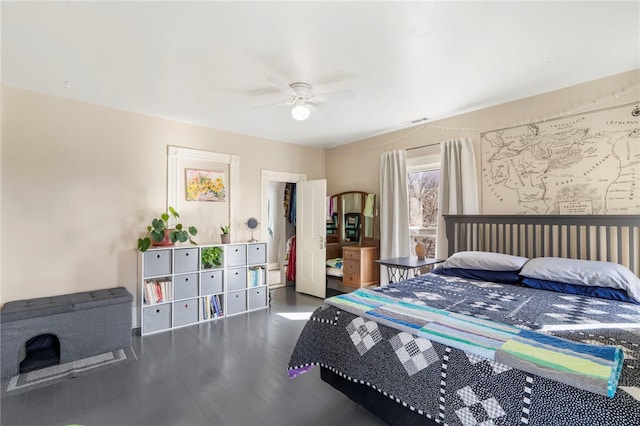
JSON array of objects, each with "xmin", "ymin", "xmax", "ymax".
[{"xmin": 410, "ymin": 117, "xmax": 429, "ymax": 124}]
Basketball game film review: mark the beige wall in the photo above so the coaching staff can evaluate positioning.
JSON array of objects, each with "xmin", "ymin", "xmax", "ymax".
[
  {"xmin": 0, "ymin": 86, "xmax": 324, "ymax": 323},
  {"xmin": 2, "ymin": 70, "xmax": 638, "ymax": 322},
  {"xmin": 325, "ymin": 69, "xmax": 640, "ymax": 199}
]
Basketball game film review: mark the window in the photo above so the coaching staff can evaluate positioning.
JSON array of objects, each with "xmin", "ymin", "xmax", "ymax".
[{"xmin": 407, "ymin": 155, "xmax": 440, "ymax": 258}]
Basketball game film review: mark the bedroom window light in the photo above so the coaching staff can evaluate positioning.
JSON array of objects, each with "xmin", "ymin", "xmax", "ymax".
[{"xmin": 407, "ymin": 154, "xmax": 440, "ymax": 259}]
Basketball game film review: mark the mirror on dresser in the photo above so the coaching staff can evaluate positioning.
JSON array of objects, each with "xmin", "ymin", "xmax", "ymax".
[
  {"xmin": 326, "ymin": 191, "xmax": 380, "ymax": 288},
  {"xmin": 326, "ymin": 191, "xmax": 378, "ymax": 246}
]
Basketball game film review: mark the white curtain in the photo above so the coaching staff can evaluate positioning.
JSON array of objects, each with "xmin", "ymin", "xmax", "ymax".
[
  {"xmin": 380, "ymin": 150, "xmax": 410, "ymax": 285},
  {"xmin": 436, "ymin": 138, "xmax": 479, "ymax": 260}
]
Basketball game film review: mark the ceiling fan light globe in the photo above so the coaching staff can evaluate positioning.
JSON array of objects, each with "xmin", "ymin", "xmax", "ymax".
[{"xmin": 291, "ymin": 104, "xmax": 310, "ymax": 121}]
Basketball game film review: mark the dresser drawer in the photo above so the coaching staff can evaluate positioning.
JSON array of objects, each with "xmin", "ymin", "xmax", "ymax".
[
  {"xmin": 343, "ymin": 248, "xmax": 361, "ymax": 261},
  {"xmin": 343, "ymin": 272, "xmax": 360, "ymax": 287},
  {"xmin": 343, "ymin": 260, "xmax": 359, "ymax": 274}
]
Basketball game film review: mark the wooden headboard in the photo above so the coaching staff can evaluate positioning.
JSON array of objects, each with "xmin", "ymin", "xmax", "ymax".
[{"xmin": 444, "ymin": 215, "xmax": 640, "ymax": 276}]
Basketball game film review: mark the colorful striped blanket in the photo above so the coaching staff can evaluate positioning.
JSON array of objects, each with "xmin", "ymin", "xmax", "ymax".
[{"xmin": 326, "ymin": 288, "xmax": 624, "ymax": 397}]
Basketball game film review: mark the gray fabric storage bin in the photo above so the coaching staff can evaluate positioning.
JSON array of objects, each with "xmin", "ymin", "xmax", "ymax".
[
  {"xmin": 247, "ymin": 243, "xmax": 267, "ymax": 265},
  {"xmin": 173, "ymin": 298, "xmax": 198, "ymax": 327},
  {"xmin": 227, "ymin": 267, "xmax": 247, "ymax": 291},
  {"xmin": 226, "ymin": 291, "xmax": 246, "ymax": 315},
  {"xmin": 248, "ymin": 287, "xmax": 268, "ymax": 310},
  {"xmin": 143, "ymin": 250, "xmax": 172, "ymax": 277},
  {"xmin": 174, "ymin": 248, "xmax": 198, "ymax": 274},
  {"xmin": 143, "ymin": 303, "xmax": 171, "ymax": 334},
  {"xmin": 226, "ymin": 245, "xmax": 247, "ymax": 267},
  {"xmin": 174, "ymin": 273, "xmax": 198, "ymax": 300},
  {"xmin": 201, "ymin": 270, "xmax": 223, "ymax": 294}
]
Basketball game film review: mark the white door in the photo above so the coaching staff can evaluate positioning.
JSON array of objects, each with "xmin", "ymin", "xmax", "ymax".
[{"xmin": 296, "ymin": 179, "xmax": 326, "ymax": 298}]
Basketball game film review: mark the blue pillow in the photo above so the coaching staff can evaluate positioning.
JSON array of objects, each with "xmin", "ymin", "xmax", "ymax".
[
  {"xmin": 521, "ymin": 277, "xmax": 639, "ymax": 304},
  {"xmin": 432, "ymin": 267, "xmax": 521, "ymax": 284}
]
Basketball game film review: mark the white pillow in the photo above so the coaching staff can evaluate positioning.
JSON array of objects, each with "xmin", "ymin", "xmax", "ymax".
[
  {"xmin": 441, "ymin": 251, "xmax": 529, "ymax": 271},
  {"xmin": 520, "ymin": 257, "xmax": 640, "ymax": 302}
]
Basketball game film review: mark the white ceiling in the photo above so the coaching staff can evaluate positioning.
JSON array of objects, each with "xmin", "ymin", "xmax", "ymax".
[{"xmin": 2, "ymin": 1, "xmax": 639, "ymax": 148}]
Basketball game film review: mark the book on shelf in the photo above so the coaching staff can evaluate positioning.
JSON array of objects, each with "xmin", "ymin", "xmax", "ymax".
[
  {"xmin": 144, "ymin": 279, "xmax": 172, "ymax": 305},
  {"xmin": 205, "ymin": 296, "xmax": 213, "ymax": 319},
  {"xmin": 213, "ymin": 294, "xmax": 223, "ymax": 317},
  {"xmin": 203, "ymin": 296, "xmax": 209, "ymax": 319},
  {"xmin": 201, "ymin": 295, "xmax": 223, "ymax": 319},
  {"xmin": 248, "ymin": 266, "xmax": 265, "ymax": 287}
]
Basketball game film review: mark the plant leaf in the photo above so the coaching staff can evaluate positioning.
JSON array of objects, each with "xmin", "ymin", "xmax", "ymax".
[
  {"xmin": 189, "ymin": 226, "xmax": 198, "ymax": 236},
  {"xmin": 152, "ymin": 218, "xmax": 165, "ymax": 232},
  {"xmin": 151, "ymin": 229, "xmax": 164, "ymax": 242},
  {"xmin": 161, "ymin": 213, "xmax": 170, "ymax": 222},
  {"xmin": 138, "ymin": 238, "xmax": 151, "ymax": 252},
  {"xmin": 169, "ymin": 206, "xmax": 179, "ymax": 218},
  {"xmin": 176, "ymin": 230, "xmax": 189, "ymax": 243}
]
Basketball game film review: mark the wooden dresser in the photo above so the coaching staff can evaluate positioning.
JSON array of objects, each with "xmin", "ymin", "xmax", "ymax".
[{"xmin": 342, "ymin": 246, "xmax": 379, "ymax": 288}]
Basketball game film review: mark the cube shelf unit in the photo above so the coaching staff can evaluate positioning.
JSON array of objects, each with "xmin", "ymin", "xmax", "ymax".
[{"xmin": 140, "ymin": 242, "xmax": 268, "ymax": 336}]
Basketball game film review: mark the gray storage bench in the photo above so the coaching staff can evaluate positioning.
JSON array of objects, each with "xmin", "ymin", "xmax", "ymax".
[{"xmin": 1, "ymin": 287, "xmax": 133, "ymax": 379}]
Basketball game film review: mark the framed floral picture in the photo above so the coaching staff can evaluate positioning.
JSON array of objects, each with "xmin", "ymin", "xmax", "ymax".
[{"xmin": 185, "ymin": 169, "xmax": 226, "ymax": 202}]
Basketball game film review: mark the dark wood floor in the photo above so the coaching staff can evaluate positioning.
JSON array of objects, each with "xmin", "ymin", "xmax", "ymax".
[{"xmin": 1, "ymin": 287, "xmax": 384, "ymax": 426}]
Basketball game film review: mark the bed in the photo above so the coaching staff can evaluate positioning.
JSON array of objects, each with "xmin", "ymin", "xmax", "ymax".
[
  {"xmin": 289, "ymin": 214, "xmax": 640, "ymax": 425},
  {"xmin": 326, "ymin": 242, "xmax": 344, "ymax": 278}
]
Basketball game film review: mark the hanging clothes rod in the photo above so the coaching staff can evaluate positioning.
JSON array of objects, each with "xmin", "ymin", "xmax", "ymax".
[{"xmin": 406, "ymin": 142, "xmax": 440, "ymax": 151}]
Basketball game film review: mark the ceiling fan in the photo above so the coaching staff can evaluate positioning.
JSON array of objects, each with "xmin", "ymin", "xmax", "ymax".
[{"xmin": 254, "ymin": 77, "xmax": 356, "ymax": 121}]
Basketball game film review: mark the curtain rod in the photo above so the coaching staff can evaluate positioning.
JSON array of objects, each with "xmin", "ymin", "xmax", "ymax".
[{"xmin": 406, "ymin": 142, "xmax": 440, "ymax": 151}]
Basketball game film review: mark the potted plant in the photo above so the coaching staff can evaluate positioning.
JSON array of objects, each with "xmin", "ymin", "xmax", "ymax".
[
  {"xmin": 220, "ymin": 224, "xmax": 230, "ymax": 244},
  {"xmin": 138, "ymin": 206, "xmax": 198, "ymax": 252},
  {"xmin": 201, "ymin": 246, "xmax": 224, "ymax": 269}
]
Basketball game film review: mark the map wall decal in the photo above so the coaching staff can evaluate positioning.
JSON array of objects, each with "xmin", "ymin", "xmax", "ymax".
[{"xmin": 481, "ymin": 102, "xmax": 640, "ymax": 215}]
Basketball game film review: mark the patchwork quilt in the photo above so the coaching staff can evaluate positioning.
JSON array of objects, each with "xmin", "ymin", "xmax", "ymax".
[{"xmin": 288, "ymin": 273, "xmax": 640, "ymax": 425}]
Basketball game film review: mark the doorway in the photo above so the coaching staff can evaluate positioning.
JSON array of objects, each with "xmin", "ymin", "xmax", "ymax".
[
  {"xmin": 266, "ymin": 181, "xmax": 296, "ymax": 288},
  {"xmin": 261, "ymin": 171, "xmax": 306, "ymax": 289}
]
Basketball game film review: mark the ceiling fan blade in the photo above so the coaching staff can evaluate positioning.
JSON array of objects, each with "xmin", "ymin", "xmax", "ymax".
[
  {"xmin": 252, "ymin": 100, "xmax": 294, "ymax": 109},
  {"xmin": 306, "ymin": 103, "xmax": 323, "ymax": 120},
  {"xmin": 313, "ymin": 89, "xmax": 356, "ymax": 103},
  {"xmin": 268, "ymin": 77, "xmax": 298, "ymax": 97}
]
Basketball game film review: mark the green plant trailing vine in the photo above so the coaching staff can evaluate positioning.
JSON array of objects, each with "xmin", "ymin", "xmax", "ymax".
[
  {"xmin": 137, "ymin": 206, "xmax": 198, "ymax": 252},
  {"xmin": 201, "ymin": 246, "xmax": 224, "ymax": 268}
]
